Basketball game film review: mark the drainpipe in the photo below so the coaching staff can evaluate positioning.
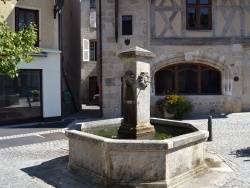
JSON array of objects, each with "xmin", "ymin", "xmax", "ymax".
[
  {"xmin": 53, "ymin": 0, "xmax": 64, "ymax": 117},
  {"xmin": 53, "ymin": 0, "xmax": 64, "ymax": 50},
  {"xmin": 115, "ymin": 0, "xmax": 118, "ymax": 43},
  {"xmin": 58, "ymin": 4, "xmax": 64, "ymax": 117},
  {"xmin": 58, "ymin": 11, "xmax": 62, "ymax": 51},
  {"xmin": 98, "ymin": 0, "xmax": 103, "ymax": 117}
]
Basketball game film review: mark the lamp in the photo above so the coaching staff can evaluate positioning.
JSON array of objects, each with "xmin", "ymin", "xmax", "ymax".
[
  {"xmin": 56, "ymin": 0, "xmax": 64, "ymax": 8},
  {"xmin": 54, "ymin": 0, "xmax": 65, "ymax": 19}
]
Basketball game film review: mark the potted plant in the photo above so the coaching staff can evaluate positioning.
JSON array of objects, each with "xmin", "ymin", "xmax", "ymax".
[
  {"xmin": 31, "ymin": 90, "xmax": 40, "ymax": 102},
  {"xmin": 156, "ymin": 94, "xmax": 193, "ymax": 119}
]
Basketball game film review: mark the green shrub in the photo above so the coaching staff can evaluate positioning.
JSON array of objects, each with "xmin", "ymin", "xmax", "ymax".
[
  {"xmin": 31, "ymin": 90, "xmax": 40, "ymax": 97},
  {"xmin": 156, "ymin": 94, "xmax": 193, "ymax": 119}
]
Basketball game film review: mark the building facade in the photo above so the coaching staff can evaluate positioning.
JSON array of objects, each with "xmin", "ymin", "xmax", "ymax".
[
  {"xmin": 61, "ymin": 0, "xmax": 82, "ymax": 115},
  {"xmin": 98, "ymin": 0, "xmax": 250, "ymax": 118},
  {"xmin": 0, "ymin": 0, "xmax": 81, "ymax": 125},
  {"xmin": 81, "ymin": 0, "xmax": 98, "ymax": 104}
]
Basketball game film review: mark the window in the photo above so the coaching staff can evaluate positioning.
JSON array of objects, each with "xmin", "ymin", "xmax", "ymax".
[
  {"xmin": 89, "ymin": 11, "xmax": 96, "ymax": 28},
  {"xmin": 122, "ymin": 16, "xmax": 132, "ymax": 35},
  {"xmin": 155, "ymin": 64, "xmax": 221, "ymax": 95},
  {"xmin": 89, "ymin": 76, "xmax": 99, "ymax": 102},
  {"xmin": 0, "ymin": 70, "xmax": 42, "ymax": 124},
  {"xmin": 90, "ymin": 0, "xmax": 96, "ymax": 8},
  {"xmin": 82, "ymin": 39, "xmax": 97, "ymax": 62},
  {"xmin": 15, "ymin": 8, "xmax": 39, "ymax": 46},
  {"xmin": 90, "ymin": 40, "xmax": 97, "ymax": 61},
  {"xmin": 186, "ymin": 0, "xmax": 212, "ymax": 30},
  {"xmin": 83, "ymin": 39, "xmax": 89, "ymax": 61}
]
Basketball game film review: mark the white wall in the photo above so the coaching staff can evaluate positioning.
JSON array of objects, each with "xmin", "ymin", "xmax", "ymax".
[{"xmin": 18, "ymin": 48, "xmax": 61, "ymax": 118}]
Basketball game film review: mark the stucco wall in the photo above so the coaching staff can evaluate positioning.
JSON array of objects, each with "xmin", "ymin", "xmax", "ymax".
[
  {"xmin": 0, "ymin": 0, "xmax": 58, "ymax": 49},
  {"xmin": 18, "ymin": 49, "xmax": 61, "ymax": 118},
  {"xmin": 0, "ymin": 1, "xmax": 61, "ymax": 119},
  {"xmin": 152, "ymin": 0, "xmax": 250, "ymax": 40},
  {"xmin": 100, "ymin": 0, "xmax": 250, "ymax": 118}
]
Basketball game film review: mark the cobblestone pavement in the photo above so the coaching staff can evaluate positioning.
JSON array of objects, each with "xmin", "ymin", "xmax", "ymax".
[
  {"xmin": 0, "ymin": 112, "xmax": 250, "ymax": 187},
  {"xmin": 0, "ymin": 139, "xmax": 101, "ymax": 188},
  {"xmin": 183, "ymin": 112, "xmax": 250, "ymax": 188}
]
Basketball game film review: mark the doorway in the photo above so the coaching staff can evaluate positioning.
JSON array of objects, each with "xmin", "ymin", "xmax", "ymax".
[{"xmin": 89, "ymin": 76, "xmax": 98, "ymax": 103}]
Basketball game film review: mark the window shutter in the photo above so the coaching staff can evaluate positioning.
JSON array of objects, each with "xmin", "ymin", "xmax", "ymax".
[
  {"xmin": 83, "ymin": 39, "xmax": 89, "ymax": 61},
  {"xmin": 89, "ymin": 11, "xmax": 96, "ymax": 28}
]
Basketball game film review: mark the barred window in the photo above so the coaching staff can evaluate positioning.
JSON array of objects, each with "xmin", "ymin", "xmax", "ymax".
[{"xmin": 90, "ymin": 40, "xmax": 97, "ymax": 61}]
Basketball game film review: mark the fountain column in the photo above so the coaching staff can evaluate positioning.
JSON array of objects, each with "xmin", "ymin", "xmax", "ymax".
[{"xmin": 118, "ymin": 46, "xmax": 156, "ymax": 139}]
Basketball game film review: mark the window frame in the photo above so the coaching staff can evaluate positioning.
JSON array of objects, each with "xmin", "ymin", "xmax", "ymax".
[
  {"xmin": 155, "ymin": 63, "xmax": 221, "ymax": 95},
  {"xmin": 89, "ymin": 40, "xmax": 97, "ymax": 61},
  {"xmin": 0, "ymin": 69, "xmax": 43, "ymax": 125},
  {"xmin": 15, "ymin": 7, "xmax": 39, "ymax": 47},
  {"xmin": 90, "ymin": 0, "xmax": 96, "ymax": 9},
  {"xmin": 83, "ymin": 39, "xmax": 90, "ymax": 62},
  {"xmin": 186, "ymin": 0, "xmax": 212, "ymax": 30},
  {"xmin": 89, "ymin": 11, "xmax": 96, "ymax": 28},
  {"xmin": 122, "ymin": 15, "xmax": 133, "ymax": 35}
]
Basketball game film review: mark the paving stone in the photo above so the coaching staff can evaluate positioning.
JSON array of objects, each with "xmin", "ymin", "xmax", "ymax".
[
  {"xmin": 0, "ymin": 112, "xmax": 250, "ymax": 187},
  {"xmin": 183, "ymin": 112, "xmax": 250, "ymax": 187}
]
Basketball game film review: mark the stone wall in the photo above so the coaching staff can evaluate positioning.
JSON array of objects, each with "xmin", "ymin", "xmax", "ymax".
[
  {"xmin": 100, "ymin": 0, "xmax": 150, "ymax": 117},
  {"xmin": 81, "ymin": 0, "xmax": 98, "ymax": 102},
  {"xmin": 100, "ymin": 0, "xmax": 250, "ymax": 118}
]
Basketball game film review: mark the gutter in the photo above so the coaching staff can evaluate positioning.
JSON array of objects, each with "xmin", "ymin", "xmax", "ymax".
[{"xmin": 98, "ymin": 0, "xmax": 103, "ymax": 117}]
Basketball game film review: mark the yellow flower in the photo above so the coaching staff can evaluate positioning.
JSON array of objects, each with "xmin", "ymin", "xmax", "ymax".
[{"xmin": 167, "ymin": 94, "xmax": 179, "ymax": 104}]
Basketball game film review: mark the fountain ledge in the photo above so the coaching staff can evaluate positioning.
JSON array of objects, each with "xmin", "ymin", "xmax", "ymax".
[{"xmin": 65, "ymin": 118, "xmax": 209, "ymax": 187}]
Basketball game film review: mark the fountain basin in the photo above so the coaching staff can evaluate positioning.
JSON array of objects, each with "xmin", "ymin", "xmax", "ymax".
[{"xmin": 66, "ymin": 118, "xmax": 208, "ymax": 187}]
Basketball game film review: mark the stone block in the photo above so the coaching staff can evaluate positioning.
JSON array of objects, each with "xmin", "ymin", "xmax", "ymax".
[{"xmin": 66, "ymin": 118, "xmax": 208, "ymax": 187}]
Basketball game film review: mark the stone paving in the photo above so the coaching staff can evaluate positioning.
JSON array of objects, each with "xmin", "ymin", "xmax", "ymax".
[
  {"xmin": 183, "ymin": 112, "xmax": 250, "ymax": 188},
  {"xmin": 0, "ymin": 139, "xmax": 101, "ymax": 188},
  {"xmin": 0, "ymin": 112, "xmax": 250, "ymax": 187}
]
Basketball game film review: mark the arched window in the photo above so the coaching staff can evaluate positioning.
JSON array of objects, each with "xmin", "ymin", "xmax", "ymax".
[{"xmin": 155, "ymin": 63, "xmax": 221, "ymax": 95}]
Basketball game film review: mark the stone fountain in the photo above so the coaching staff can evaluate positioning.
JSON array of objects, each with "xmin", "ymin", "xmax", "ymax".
[
  {"xmin": 66, "ymin": 47, "xmax": 208, "ymax": 187},
  {"xmin": 118, "ymin": 46, "xmax": 155, "ymax": 139}
]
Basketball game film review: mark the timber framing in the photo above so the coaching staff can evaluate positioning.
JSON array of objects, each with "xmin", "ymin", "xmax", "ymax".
[{"xmin": 150, "ymin": 0, "xmax": 250, "ymax": 45}]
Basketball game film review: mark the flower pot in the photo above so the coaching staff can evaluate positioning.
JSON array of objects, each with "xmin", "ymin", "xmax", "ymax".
[
  {"xmin": 32, "ymin": 96, "xmax": 40, "ymax": 102},
  {"xmin": 164, "ymin": 111, "xmax": 173, "ymax": 119}
]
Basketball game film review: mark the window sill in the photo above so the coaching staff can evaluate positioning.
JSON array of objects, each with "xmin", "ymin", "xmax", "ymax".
[
  {"xmin": 30, "ymin": 52, "xmax": 48, "ymax": 57},
  {"xmin": 186, "ymin": 28, "xmax": 212, "ymax": 31},
  {"xmin": 155, "ymin": 94, "xmax": 222, "ymax": 96}
]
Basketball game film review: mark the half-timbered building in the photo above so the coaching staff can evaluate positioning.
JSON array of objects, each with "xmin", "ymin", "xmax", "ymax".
[{"xmin": 98, "ymin": 0, "xmax": 250, "ymax": 117}]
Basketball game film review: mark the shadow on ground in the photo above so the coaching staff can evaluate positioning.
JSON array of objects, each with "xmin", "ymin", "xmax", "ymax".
[
  {"xmin": 15, "ymin": 121, "xmax": 72, "ymax": 129},
  {"xmin": 21, "ymin": 156, "xmax": 101, "ymax": 188},
  {"xmin": 183, "ymin": 113, "xmax": 230, "ymax": 120},
  {"xmin": 230, "ymin": 147, "xmax": 250, "ymax": 161}
]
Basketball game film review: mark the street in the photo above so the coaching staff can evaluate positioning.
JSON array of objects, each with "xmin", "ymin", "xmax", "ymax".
[
  {"xmin": 0, "ymin": 121, "xmax": 70, "ymax": 149},
  {"xmin": 0, "ymin": 112, "xmax": 250, "ymax": 187}
]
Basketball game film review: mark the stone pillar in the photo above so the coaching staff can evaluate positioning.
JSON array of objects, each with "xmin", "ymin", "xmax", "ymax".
[{"xmin": 118, "ymin": 46, "xmax": 156, "ymax": 139}]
